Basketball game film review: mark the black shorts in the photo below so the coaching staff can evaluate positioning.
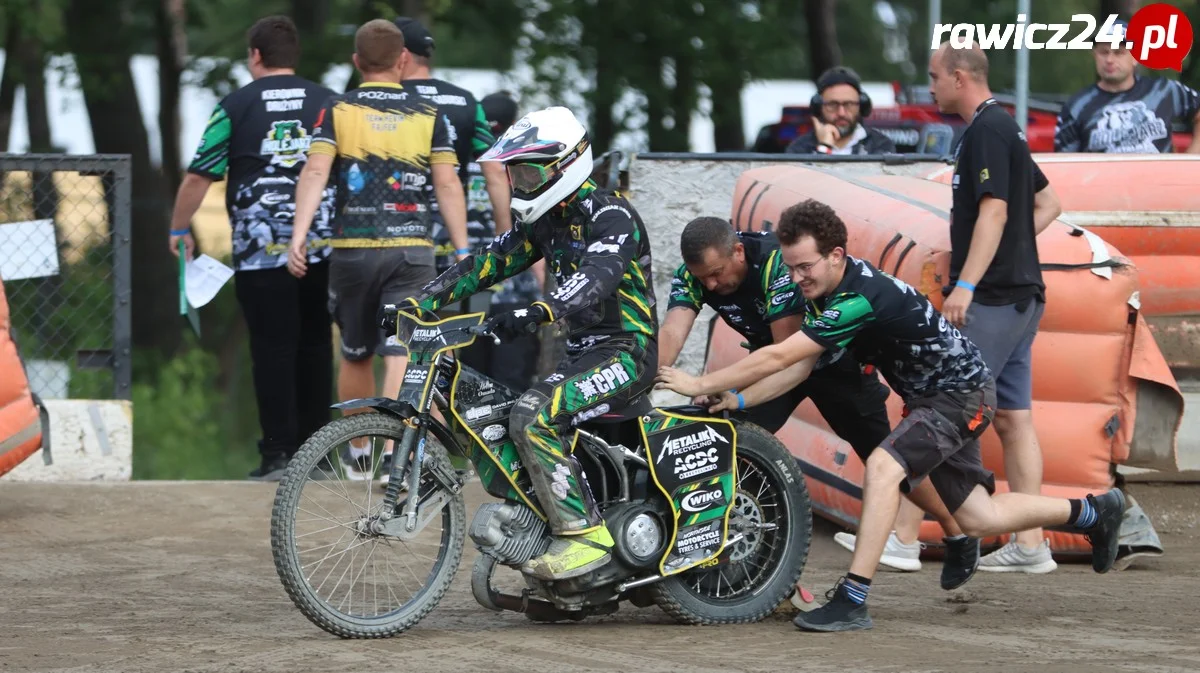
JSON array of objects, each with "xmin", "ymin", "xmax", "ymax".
[
  {"xmin": 880, "ymin": 381, "xmax": 998, "ymax": 513},
  {"xmin": 738, "ymin": 354, "xmax": 892, "ymax": 460},
  {"xmin": 328, "ymin": 246, "xmax": 436, "ymax": 361}
]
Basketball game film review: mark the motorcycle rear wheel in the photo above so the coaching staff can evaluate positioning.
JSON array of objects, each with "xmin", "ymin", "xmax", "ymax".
[{"xmin": 650, "ymin": 421, "xmax": 812, "ymax": 624}]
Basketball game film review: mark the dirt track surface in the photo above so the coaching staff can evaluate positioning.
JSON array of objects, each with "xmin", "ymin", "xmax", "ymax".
[{"xmin": 2, "ymin": 481, "xmax": 1198, "ymax": 673}]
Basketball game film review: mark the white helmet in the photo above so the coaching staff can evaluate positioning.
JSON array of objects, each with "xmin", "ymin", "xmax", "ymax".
[{"xmin": 478, "ymin": 106, "xmax": 593, "ymax": 223}]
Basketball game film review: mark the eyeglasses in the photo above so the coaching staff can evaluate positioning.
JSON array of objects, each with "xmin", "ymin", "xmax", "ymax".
[
  {"xmin": 821, "ymin": 101, "xmax": 860, "ymax": 114},
  {"xmin": 790, "ymin": 256, "xmax": 828, "ymax": 276}
]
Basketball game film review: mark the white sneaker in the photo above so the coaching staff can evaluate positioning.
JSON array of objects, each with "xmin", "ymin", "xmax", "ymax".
[
  {"xmin": 833, "ymin": 530, "xmax": 923, "ymax": 572},
  {"xmin": 978, "ymin": 539, "xmax": 1057, "ymax": 573}
]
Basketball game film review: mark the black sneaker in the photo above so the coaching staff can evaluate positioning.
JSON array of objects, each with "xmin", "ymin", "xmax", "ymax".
[
  {"xmin": 940, "ymin": 536, "xmax": 980, "ymax": 590},
  {"xmin": 792, "ymin": 579, "xmax": 873, "ymax": 632},
  {"xmin": 248, "ymin": 455, "xmax": 290, "ymax": 482},
  {"xmin": 1084, "ymin": 489, "xmax": 1126, "ymax": 573}
]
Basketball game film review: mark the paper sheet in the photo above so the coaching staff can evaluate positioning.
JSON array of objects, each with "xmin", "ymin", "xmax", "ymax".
[
  {"xmin": 184, "ymin": 255, "xmax": 234, "ymax": 308},
  {"xmin": 0, "ymin": 219, "xmax": 60, "ymax": 281}
]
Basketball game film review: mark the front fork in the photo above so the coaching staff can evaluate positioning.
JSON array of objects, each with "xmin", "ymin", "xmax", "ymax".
[
  {"xmin": 377, "ymin": 421, "xmax": 421, "ymax": 526},
  {"xmin": 377, "ymin": 389, "xmax": 463, "ymax": 532}
]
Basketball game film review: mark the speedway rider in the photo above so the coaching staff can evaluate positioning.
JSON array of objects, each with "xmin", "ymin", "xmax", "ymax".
[{"xmin": 405, "ymin": 106, "xmax": 658, "ymax": 581}]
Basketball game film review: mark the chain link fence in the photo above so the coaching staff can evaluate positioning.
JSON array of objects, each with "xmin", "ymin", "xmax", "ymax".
[{"xmin": 0, "ymin": 154, "xmax": 131, "ymax": 400}]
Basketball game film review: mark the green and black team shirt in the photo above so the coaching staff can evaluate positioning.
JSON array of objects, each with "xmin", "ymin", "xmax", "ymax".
[
  {"xmin": 403, "ymin": 79, "xmax": 498, "ymax": 272},
  {"xmin": 404, "ymin": 79, "xmax": 494, "ymax": 185},
  {"xmin": 801, "ymin": 256, "xmax": 991, "ymax": 400},
  {"xmin": 668, "ymin": 232, "xmax": 801, "ymax": 351},
  {"xmin": 308, "ymin": 82, "xmax": 457, "ymax": 247},
  {"xmin": 420, "ymin": 185, "xmax": 656, "ymax": 349},
  {"xmin": 188, "ymin": 74, "xmax": 336, "ymax": 271}
]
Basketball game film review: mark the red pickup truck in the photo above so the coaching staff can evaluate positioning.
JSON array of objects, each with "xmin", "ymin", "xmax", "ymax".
[{"xmin": 752, "ymin": 82, "xmax": 1193, "ymax": 154}]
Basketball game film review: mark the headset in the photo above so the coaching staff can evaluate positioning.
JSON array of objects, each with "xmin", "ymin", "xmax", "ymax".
[{"xmin": 809, "ymin": 66, "xmax": 872, "ymax": 122}]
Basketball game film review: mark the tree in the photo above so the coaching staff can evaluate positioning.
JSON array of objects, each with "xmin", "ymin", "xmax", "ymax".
[
  {"xmin": 157, "ymin": 0, "xmax": 188, "ymax": 195},
  {"xmin": 66, "ymin": 0, "xmax": 180, "ymax": 356},
  {"xmin": 0, "ymin": 19, "xmax": 18, "ymax": 153},
  {"xmin": 806, "ymin": 0, "xmax": 841, "ymax": 78}
]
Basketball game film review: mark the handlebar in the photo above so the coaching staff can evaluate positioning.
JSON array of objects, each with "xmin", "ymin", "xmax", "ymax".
[
  {"xmin": 468, "ymin": 318, "xmax": 538, "ymax": 345},
  {"xmin": 380, "ymin": 303, "xmax": 536, "ymax": 348},
  {"xmin": 467, "ymin": 323, "xmax": 501, "ymax": 345}
]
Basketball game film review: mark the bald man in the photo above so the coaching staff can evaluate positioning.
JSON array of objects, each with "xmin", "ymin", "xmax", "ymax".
[
  {"xmin": 834, "ymin": 41, "xmax": 1067, "ymax": 575},
  {"xmin": 931, "ymin": 41, "xmax": 1061, "ymax": 569}
]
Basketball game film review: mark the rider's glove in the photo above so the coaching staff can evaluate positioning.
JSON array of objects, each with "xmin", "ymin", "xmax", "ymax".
[
  {"xmin": 378, "ymin": 297, "xmax": 422, "ymax": 332},
  {"xmin": 489, "ymin": 303, "xmax": 548, "ymax": 340}
]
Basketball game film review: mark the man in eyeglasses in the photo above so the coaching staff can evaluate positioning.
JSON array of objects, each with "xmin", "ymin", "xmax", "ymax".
[{"xmin": 785, "ymin": 67, "xmax": 896, "ymax": 156}]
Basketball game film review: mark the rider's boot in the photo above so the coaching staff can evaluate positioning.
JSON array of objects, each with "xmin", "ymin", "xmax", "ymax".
[{"xmin": 522, "ymin": 524, "xmax": 615, "ymax": 580}]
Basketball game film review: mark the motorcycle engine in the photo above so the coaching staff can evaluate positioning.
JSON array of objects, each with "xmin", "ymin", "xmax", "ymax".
[{"xmin": 469, "ymin": 502, "xmax": 550, "ymax": 566}]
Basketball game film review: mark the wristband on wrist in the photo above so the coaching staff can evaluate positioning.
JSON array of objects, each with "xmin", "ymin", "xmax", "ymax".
[
  {"xmin": 170, "ymin": 228, "xmax": 190, "ymax": 236},
  {"xmin": 736, "ymin": 393, "xmax": 746, "ymax": 411},
  {"xmin": 816, "ymin": 144, "xmax": 833, "ymax": 154},
  {"xmin": 455, "ymin": 247, "xmax": 470, "ymax": 255},
  {"xmin": 955, "ymin": 280, "xmax": 976, "ymax": 292}
]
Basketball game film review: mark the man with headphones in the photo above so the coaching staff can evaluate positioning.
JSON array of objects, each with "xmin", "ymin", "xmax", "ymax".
[{"xmin": 786, "ymin": 66, "xmax": 896, "ymax": 155}]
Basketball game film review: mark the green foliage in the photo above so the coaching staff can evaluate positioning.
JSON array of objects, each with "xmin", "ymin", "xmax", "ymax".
[{"xmin": 131, "ymin": 338, "xmax": 261, "ymax": 479}]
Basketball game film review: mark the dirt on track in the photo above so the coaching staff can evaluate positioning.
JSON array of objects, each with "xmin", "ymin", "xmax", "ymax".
[{"xmin": 1, "ymin": 480, "xmax": 1198, "ymax": 673}]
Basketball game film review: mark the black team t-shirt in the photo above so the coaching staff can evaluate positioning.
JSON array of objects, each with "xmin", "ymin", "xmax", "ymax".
[{"xmin": 949, "ymin": 99, "xmax": 1050, "ymax": 306}]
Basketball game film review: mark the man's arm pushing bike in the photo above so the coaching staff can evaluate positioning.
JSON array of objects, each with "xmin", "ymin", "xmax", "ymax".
[{"xmin": 658, "ymin": 330, "xmax": 827, "ymax": 398}]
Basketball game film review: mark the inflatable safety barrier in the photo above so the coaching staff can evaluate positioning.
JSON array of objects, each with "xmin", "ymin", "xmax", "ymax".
[
  {"xmin": 927, "ymin": 154, "xmax": 1200, "ymax": 370},
  {"xmin": 0, "ymin": 276, "xmax": 45, "ymax": 477},
  {"xmin": 708, "ymin": 164, "xmax": 1183, "ymax": 555}
]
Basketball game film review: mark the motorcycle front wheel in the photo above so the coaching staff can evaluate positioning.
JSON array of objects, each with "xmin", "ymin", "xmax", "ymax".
[{"xmin": 270, "ymin": 412, "xmax": 466, "ymax": 638}]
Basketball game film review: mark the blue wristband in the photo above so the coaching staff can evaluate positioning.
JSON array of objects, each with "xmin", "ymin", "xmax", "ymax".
[
  {"xmin": 737, "ymin": 393, "xmax": 745, "ymax": 411},
  {"xmin": 955, "ymin": 280, "xmax": 976, "ymax": 292},
  {"xmin": 455, "ymin": 247, "xmax": 470, "ymax": 255},
  {"xmin": 170, "ymin": 228, "xmax": 190, "ymax": 236}
]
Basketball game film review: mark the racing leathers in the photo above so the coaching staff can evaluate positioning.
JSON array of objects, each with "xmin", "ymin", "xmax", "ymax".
[{"xmin": 418, "ymin": 183, "xmax": 657, "ymax": 536}]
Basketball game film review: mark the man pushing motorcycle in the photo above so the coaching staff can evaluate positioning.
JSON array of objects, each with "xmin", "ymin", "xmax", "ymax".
[{"xmin": 400, "ymin": 106, "xmax": 658, "ymax": 581}]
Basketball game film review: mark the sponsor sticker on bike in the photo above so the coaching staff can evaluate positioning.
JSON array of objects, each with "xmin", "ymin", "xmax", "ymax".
[
  {"xmin": 466, "ymin": 405, "xmax": 492, "ymax": 421},
  {"xmin": 680, "ymin": 487, "xmax": 726, "ymax": 514}
]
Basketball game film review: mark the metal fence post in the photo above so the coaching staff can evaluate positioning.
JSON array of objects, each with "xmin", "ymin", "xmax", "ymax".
[{"xmin": 111, "ymin": 157, "xmax": 133, "ymax": 400}]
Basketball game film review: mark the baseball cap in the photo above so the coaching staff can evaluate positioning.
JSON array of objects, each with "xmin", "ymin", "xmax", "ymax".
[
  {"xmin": 393, "ymin": 16, "xmax": 435, "ymax": 57},
  {"xmin": 481, "ymin": 92, "xmax": 519, "ymax": 133}
]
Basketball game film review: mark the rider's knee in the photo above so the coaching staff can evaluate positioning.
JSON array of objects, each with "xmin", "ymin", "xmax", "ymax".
[{"xmin": 509, "ymin": 393, "xmax": 544, "ymax": 439}]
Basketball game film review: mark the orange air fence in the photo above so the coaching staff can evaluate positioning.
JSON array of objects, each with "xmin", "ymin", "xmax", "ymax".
[
  {"xmin": 708, "ymin": 164, "xmax": 1183, "ymax": 556},
  {"xmin": 0, "ymin": 276, "xmax": 43, "ymax": 477}
]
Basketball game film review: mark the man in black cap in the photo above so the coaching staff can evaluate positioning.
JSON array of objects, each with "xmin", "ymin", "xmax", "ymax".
[
  {"xmin": 785, "ymin": 66, "xmax": 896, "ymax": 155},
  {"xmin": 393, "ymin": 16, "xmax": 512, "ymax": 276}
]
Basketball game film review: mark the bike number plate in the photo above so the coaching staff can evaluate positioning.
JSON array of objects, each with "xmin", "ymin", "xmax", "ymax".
[{"xmin": 640, "ymin": 409, "xmax": 738, "ymax": 576}]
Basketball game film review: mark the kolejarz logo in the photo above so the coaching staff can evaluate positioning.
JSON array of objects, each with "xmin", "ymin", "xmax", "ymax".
[{"xmin": 934, "ymin": 4, "xmax": 1194, "ymax": 72}]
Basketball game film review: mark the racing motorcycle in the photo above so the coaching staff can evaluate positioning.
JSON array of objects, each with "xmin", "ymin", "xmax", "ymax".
[{"xmin": 270, "ymin": 307, "xmax": 812, "ymax": 639}]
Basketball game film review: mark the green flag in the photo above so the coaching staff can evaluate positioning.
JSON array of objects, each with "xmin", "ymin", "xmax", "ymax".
[{"xmin": 178, "ymin": 240, "xmax": 201, "ymax": 337}]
